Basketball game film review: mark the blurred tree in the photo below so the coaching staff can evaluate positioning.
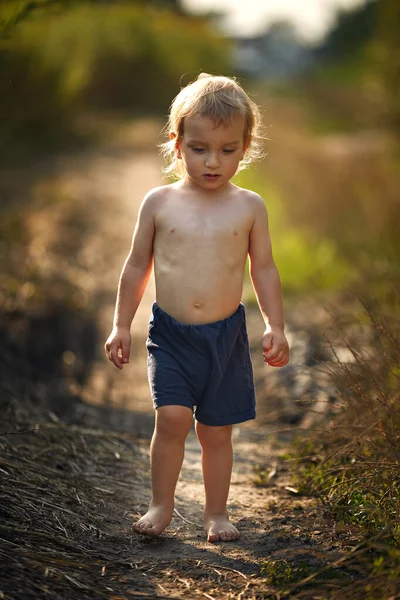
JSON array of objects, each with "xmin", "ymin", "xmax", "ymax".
[
  {"xmin": 371, "ymin": 0, "xmax": 400, "ymax": 128},
  {"xmin": 0, "ymin": 0, "xmax": 182, "ymax": 39},
  {"xmin": 313, "ymin": 0, "xmax": 399, "ymax": 130},
  {"xmin": 0, "ymin": 2, "xmax": 231, "ymax": 150},
  {"xmin": 0, "ymin": 1, "xmax": 69, "ymax": 38},
  {"xmin": 319, "ymin": 0, "xmax": 378, "ymax": 61}
]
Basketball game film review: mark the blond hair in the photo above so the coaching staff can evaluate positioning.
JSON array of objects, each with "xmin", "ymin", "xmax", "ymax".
[{"xmin": 161, "ymin": 73, "xmax": 264, "ymax": 178}]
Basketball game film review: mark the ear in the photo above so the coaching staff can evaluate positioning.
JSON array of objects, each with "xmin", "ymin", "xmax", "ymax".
[{"xmin": 170, "ymin": 132, "xmax": 182, "ymax": 159}]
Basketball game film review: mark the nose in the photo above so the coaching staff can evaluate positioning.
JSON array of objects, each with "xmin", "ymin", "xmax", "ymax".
[{"xmin": 205, "ymin": 151, "xmax": 219, "ymax": 169}]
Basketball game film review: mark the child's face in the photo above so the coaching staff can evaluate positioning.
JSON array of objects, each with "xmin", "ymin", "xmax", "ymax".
[{"xmin": 174, "ymin": 114, "xmax": 248, "ymax": 191}]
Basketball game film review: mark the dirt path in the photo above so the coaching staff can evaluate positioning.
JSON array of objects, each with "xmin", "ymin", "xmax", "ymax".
[
  {"xmin": 2, "ymin": 125, "xmax": 349, "ymax": 599},
  {"xmin": 2, "ymin": 415, "xmax": 343, "ymax": 600}
]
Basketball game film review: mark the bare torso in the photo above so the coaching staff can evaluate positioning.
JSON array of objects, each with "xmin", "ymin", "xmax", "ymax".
[{"xmin": 152, "ymin": 181, "xmax": 256, "ymax": 324}]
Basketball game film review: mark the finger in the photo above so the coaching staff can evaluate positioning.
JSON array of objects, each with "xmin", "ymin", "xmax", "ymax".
[
  {"xmin": 269, "ymin": 359, "xmax": 288, "ymax": 368},
  {"xmin": 262, "ymin": 334, "xmax": 273, "ymax": 353},
  {"xmin": 121, "ymin": 339, "xmax": 130, "ymax": 364},
  {"xmin": 264, "ymin": 350, "xmax": 284, "ymax": 365},
  {"xmin": 263, "ymin": 345, "xmax": 279, "ymax": 361},
  {"xmin": 267, "ymin": 352, "xmax": 288, "ymax": 367},
  {"xmin": 269, "ymin": 350, "xmax": 285, "ymax": 363},
  {"xmin": 110, "ymin": 344, "xmax": 123, "ymax": 369}
]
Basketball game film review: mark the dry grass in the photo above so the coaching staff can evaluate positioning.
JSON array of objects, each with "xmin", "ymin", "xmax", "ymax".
[
  {"xmin": 0, "ymin": 420, "xmax": 158, "ymax": 600},
  {"xmin": 291, "ymin": 285, "xmax": 400, "ymax": 599}
]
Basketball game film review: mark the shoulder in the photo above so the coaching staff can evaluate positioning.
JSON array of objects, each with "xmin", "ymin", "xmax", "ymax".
[
  {"xmin": 233, "ymin": 185, "xmax": 267, "ymax": 216},
  {"xmin": 139, "ymin": 184, "xmax": 175, "ymax": 215},
  {"xmin": 142, "ymin": 184, "xmax": 171, "ymax": 204}
]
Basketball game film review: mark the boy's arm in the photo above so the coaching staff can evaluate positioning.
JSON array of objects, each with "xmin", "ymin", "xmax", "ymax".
[
  {"xmin": 105, "ymin": 192, "xmax": 156, "ymax": 369},
  {"xmin": 248, "ymin": 195, "xmax": 289, "ymax": 368}
]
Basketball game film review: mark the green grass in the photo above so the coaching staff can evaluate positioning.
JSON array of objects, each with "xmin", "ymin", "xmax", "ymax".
[
  {"xmin": 260, "ymin": 558, "xmax": 311, "ymax": 590},
  {"xmin": 235, "ymin": 168, "xmax": 354, "ymax": 297}
]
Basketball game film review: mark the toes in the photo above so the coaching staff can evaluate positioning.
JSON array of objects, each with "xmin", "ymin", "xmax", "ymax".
[
  {"xmin": 132, "ymin": 519, "xmax": 150, "ymax": 534},
  {"xmin": 207, "ymin": 528, "xmax": 240, "ymax": 542},
  {"xmin": 218, "ymin": 528, "xmax": 241, "ymax": 542},
  {"xmin": 227, "ymin": 527, "xmax": 240, "ymax": 541},
  {"xmin": 208, "ymin": 530, "xmax": 220, "ymax": 543},
  {"xmin": 220, "ymin": 530, "xmax": 228, "ymax": 542},
  {"xmin": 140, "ymin": 523, "xmax": 152, "ymax": 534},
  {"xmin": 132, "ymin": 519, "xmax": 164, "ymax": 537},
  {"xmin": 146, "ymin": 525, "xmax": 162, "ymax": 537},
  {"xmin": 205, "ymin": 517, "xmax": 240, "ymax": 543}
]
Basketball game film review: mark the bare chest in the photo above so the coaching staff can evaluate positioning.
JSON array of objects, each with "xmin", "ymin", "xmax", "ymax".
[{"xmin": 155, "ymin": 204, "xmax": 253, "ymax": 247}]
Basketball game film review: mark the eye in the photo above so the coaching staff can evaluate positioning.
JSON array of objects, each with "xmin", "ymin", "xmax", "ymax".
[
  {"xmin": 222, "ymin": 149, "xmax": 235, "ymax": 154},
  {"xmin": 191, "ymin": 147, "xmax": 205, "ymax": 153}
]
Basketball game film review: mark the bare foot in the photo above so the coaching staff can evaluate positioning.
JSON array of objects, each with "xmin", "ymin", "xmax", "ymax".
[
  {"xmin": 132, "ymin": 505, "xmax": 173, "ymax": 537},
  {"xmin": 204, "ymin": 514, "xmax": 241, "ymax": 543}
]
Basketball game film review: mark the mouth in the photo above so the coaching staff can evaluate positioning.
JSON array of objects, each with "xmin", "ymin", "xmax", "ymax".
[{"xmin": 203, "ymin": 174, "xmax": 221, "ymax": 181}]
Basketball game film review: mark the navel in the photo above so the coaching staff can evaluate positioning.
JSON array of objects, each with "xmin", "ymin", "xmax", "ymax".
[
  {"xmin": 169, "ymin": 228, "xmax": 176, "ymax": 234},
  {"xmin": 194, "ymin": 301, "xmax": 202, "ymax": 309},
  {"xmin": 233, "ymin": 230, "xmax": 238, "ymax": 236}
]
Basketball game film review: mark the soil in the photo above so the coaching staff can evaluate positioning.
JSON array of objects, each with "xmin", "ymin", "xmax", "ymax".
[{"xmin": 0, "ymin": 122, "xmax": 354, "ymax": 599}]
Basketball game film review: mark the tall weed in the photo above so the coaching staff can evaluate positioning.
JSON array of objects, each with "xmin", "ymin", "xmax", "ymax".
[
  {"xmin": 297, "ymin": 285, "xmax": 400, "ymax": 534},
  {"xmin": 291, "ymin": 284, "xmax": 400, "ymax": 598}
]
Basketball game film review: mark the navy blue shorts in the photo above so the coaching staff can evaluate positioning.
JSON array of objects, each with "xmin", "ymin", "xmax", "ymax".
[{"xmin": 146, "ymin": 302, "xmax": 256, "ymax": 426}]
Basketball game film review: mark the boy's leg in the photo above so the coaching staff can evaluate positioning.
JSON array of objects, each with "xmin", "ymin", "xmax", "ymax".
[
  {"xmin": 133, "ymin": 405, "xmax": 193, "ymax": 536},
  {"xmin": 195, "ymin": 421, "xmax": 240, "ymax": 542}
]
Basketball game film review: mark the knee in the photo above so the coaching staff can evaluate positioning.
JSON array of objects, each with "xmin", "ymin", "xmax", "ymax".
[
  {"xmin": 155, "ymin": 405, "xmax": 193, "ymax": 441},
  {"xmin": 196, "ymin": 423, "xmax": 232, "ymax": 450}
]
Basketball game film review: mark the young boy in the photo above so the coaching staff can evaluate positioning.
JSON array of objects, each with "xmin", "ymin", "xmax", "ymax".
[{"xmin": 105, "ymin": 73, "xmax": 289, "ymax": 543}]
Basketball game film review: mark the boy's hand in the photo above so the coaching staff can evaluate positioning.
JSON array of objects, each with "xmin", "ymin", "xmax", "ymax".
[
  {"xmin": 105, "ymin": 328, "xmax": 131, "ymax": 370},
  {"xmin": 262, "ymin": 325, "xmax": 289, "ymax": 368}
]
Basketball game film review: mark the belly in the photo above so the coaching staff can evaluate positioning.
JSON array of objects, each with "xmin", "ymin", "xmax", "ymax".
[{"xmin": 153, "ymin": 254, "xmax": 246, "ymax": 324}]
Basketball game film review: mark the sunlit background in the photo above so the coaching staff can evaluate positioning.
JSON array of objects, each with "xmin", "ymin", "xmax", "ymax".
[
  {"xmin": 182, "ymin": 0, "xmax": 366, "ymax": 40},
  {"xmin": 0, "ymin": 0, "xmax": 399, "ymax": 408}
]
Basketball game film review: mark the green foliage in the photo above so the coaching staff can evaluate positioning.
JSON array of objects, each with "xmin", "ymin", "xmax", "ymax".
[
  {"xmin": 241, "ymin": 87, "xmax": 400, "ymax": 298},
  {"xmin": 260, "ymin": 558, "xmax": 310, "ymax": 590},
  {"xmin": 309, "ymin": 0, "xmax": 400, "ymax": 131},
  {"xmin": 0, "ymin": 0, "xmax": 182, "ymax": 38},
  {"xmin": 236, "ymin": 169, "xmax": 354, "ymax": 296},
  {"xmin": 260, "ymin": 545, "xmax": 400, "ymax": 599},
  {"xmin": 0, "ymin": 2, "xmax": 231, "ymax": 150},
  {"xmin": 369, "ymin": 0, "xmax": 400, "ymax": 128},
  {"xmin": 319, "ymin": 0, "xmax": 378, "ymax": 61}
]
